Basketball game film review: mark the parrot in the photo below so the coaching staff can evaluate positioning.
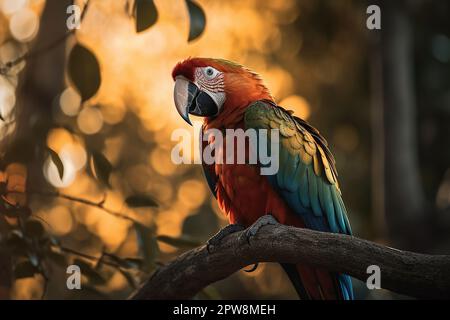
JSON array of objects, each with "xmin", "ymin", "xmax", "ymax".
[{"xmin": 172, "ymin": 57, "xmax": 354, "ymax": 300}]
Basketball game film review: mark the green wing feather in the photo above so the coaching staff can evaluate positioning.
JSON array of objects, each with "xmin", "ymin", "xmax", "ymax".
[{"xmin": 244, "ymin": 100, "xmax": 351, "ymax": 235}]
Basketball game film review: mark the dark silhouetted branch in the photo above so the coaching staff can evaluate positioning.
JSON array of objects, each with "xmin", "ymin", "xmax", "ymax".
[{"xmin": 131, "ymin": 223, "xmax": 450, "ymax": 300}]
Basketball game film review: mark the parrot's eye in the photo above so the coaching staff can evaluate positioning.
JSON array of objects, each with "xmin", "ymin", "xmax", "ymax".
[{"xmin": 203, "ymin": 67, "xmax": 219, "ymax": 80}]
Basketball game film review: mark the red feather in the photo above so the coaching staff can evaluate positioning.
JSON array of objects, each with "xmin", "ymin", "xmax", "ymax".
[{"xmin": 176, "ymin": 57, "xmax": 345, "ymax": 299}]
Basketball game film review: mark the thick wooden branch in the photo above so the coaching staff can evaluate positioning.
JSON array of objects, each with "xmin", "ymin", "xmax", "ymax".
[{"xmin": 130, "ymin": 224, "xmax": 450, "ymax": 300}]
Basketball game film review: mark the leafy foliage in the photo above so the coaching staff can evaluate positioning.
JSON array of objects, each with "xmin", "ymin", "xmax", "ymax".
[
  {"xmin": 68, "ymin": 44, "xmax": 101, "ymax": 102},
  {"xmin": 90, "ymin": 152, "xmax": 113, "ymax": 187},
  {"xmin": 130, "ymin": 0, "xmax": 206, "ymax": 40},
  {"xmin": 134, "ymin": 0, "xmax": 158, "ymax": 33},
  {"xmin": 186, "ymin": 0, "xmax": 206, "ymax": 42},
  {"xmin": 0, "ymin": 0, "xmax": 209, "ymax": 299},
  {"xmin": 47, "ymin": 147, "xmax": 64, "ymax": 180}
]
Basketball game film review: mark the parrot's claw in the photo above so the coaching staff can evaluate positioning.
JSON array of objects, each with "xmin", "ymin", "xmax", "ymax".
[
  {"xmin": 243, "ymin": 214, "xmax": 278, "ymax": 244},
  {"xmin": 207, "ymin": 224, "xmax": 246, "ymax": 253}
]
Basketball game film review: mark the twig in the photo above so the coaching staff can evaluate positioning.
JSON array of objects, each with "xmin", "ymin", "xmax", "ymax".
[
  {"xmin": 6, "ymin": 189, "xmax": 138, "ymax": 223},
  {"xmin": 30, "ymin": 190, "xmax": 138, "ymax": 223},
  {"xmin": 130, "ymin": 223, "xmax": 450, "ymax": 300},
  {"xmin": 58, "ymin": 245, "xmax": 121, "ymax": 269}
]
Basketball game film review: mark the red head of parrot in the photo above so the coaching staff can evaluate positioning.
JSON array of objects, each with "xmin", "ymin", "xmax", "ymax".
[{"xmin": 172, "ymin": 57, "xmax": 273, "ymax": 126}]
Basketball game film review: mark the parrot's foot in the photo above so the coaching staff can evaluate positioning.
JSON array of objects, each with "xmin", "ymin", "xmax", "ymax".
[
  {"xmin": 207, "ymin": 224, "xmax": 246, "ymax": 253},
  {"xmin": 243, "ymin": 214, "xmax": 278, "ymax": 244}
]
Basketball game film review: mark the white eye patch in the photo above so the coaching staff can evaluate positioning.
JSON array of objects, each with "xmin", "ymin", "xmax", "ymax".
[
  {"xmin": 194, "ymin": 67, "xmax": 225, "ymax": 93},
  {"xmin": 193, "ymin": 67, "xmax": 226, "ymax": 111},
  {"xmin": 203, "ymin": 66, "xmax": 220, "ymax": 80}
]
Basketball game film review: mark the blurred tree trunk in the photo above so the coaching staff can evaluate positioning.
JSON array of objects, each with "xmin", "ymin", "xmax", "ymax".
[
  {"xmin": 369, "ymin": 31, "xmax": 388, "ymax": 242},
  {"xmin": 0, "ymin": 0, "xmax": 70, "ymax": 299},
  {"xmin": 378, "ymin": 1, "xmax": 429, "ymax": 250},
  {"xmin": 5, "ymin": 0, "xmax": 69, "ymax": 171}
]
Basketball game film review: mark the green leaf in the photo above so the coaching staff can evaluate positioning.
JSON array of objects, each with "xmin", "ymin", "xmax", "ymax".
[
  {"xmin": 125, "ymin": 194, "xmax": 158, "ymax": 208},
  {"xmin": 134, "ymin": 0, "xmax": 158, "ymax": 33},
  {"xmin": 24, "ymin": 220, "xmax": 45, "ymax": 239},
  {"xmin": 186, "ymin": 0, "xmax": 206, "ymax": 42},
  {"xmin": 73, "ymin": 258, "xmax": 106, "ymax": 285},
  {"xmin": 156, "ymin": 234, "xmax": 202, "ymax": 249},
  {"xmin": 134, "ymin": 223, "xmax": 159, "ymax": 271},
  {"xmin": 47, "ymin": 147, "xmax": 64, "ymax": 180},
  {"xmin": 14, "ymin": 260, "xmax": 39, "ymax": 279},
  {"xmin": 90, "ymin": 152, "xmax": 112, "ymax": 187},
  {"xmin": 68, "ymin": 44, "xmax": 101, "ymax": 101}
]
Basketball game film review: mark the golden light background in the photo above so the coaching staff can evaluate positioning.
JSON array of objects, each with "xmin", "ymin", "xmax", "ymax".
[{"xmin": 0, "ymin": 0, "xmax": 368, "ymax": 299}]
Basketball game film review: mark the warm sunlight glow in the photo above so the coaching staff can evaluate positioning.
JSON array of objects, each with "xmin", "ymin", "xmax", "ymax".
[
  {"xmin": 45, "ymin": 205, "xmax": 74, "ymax": 236},
  {"xmin": 0, "ymin": 76, "xmax": 15, "ymax": 118},
  {"xmin": 60, "ymin": 142, "xmax": 87, "ymax": 171},
  {"xmin": 77, "ymin": 106, "xmax": 103, "ymax": 134},
  {"xmin": 67, "ymin": 0, "xmax": 302, "ymax": 259},
  {"xmin": 60, "ymin": 87, "xmax": 82, "ymax": 116},
  {"xmin": 43, "ymin": 154, "xmax": 77, "ymax": 188},
  {"xmin": 0, "ymin": 0, "xmax": 27, "ymax": 15},
  {"xmin": 9, "ymin": 7, "xmax": 39, "ymax": 42},
  {"xmin": 279, "ymin": 95, "xmax": 311, "ymax": 120}
]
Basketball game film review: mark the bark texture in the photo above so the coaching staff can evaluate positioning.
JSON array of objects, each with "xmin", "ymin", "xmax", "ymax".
[{"xmin": 131, "ymin": 224, "xmax": 450, "ymax": 300}]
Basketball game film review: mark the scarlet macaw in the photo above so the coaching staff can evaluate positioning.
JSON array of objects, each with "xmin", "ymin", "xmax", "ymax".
[{"xmin": 172, "ymin": 58, "xmax": 354, "ymax": 300}]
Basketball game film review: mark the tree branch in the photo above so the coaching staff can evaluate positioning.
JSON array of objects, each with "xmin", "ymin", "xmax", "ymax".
[{"xmin": 130, "ymin": 224, "xmax": 450, "ymax": 300}]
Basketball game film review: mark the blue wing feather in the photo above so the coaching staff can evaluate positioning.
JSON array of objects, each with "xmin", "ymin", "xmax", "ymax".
[
  {"xmin": 307, "ymin": 168, "xmax": 322, "ymax": 217},
  {"xmin": 245, "ymin": 100, "xmax": 354, "ymax": 300}
]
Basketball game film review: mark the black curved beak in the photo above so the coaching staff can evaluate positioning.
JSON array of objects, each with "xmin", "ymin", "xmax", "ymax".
[{"xmin": 174, "ymin": 77, "xmax": 219, "ymax": 126}]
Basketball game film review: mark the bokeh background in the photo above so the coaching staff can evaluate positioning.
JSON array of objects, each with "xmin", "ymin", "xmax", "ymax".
[{"xmin": 0, "ymin": 0, "xmax": 449, "ymax": 299}]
